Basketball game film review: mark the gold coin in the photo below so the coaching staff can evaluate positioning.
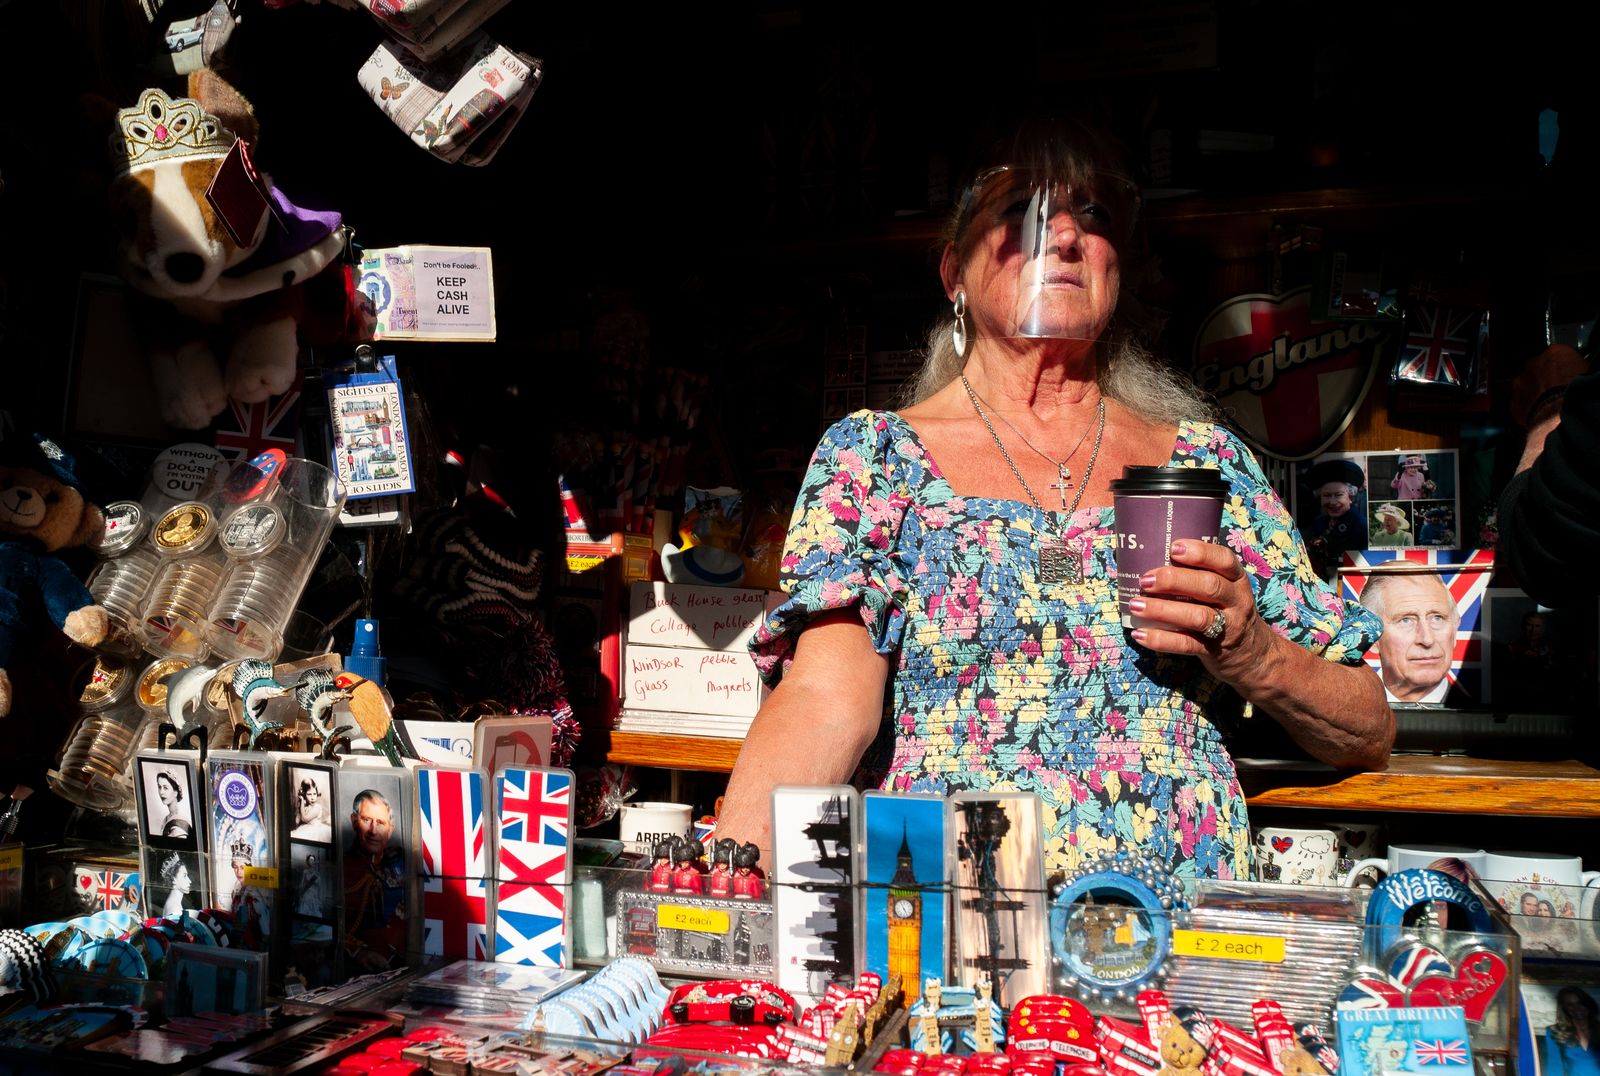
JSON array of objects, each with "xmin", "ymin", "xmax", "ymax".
[
  {"xmin": 79, "ymin": 656, "xmax": 131, "ymax": 707},
  {"xmin": 137, "ymin": 657, "xmax": 190, "ymax": 709},
  {"xmin": 154, "ymin": 502, "xmax": 214, "ymax": 552}
]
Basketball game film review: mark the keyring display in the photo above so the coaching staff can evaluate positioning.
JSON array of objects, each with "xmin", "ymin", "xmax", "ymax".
[{"xmin": 1048, "ymin": 850, "xmax": 1185, "ymax": 1003}]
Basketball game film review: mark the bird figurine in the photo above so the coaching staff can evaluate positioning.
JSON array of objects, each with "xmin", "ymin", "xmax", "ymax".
[
  {"xmin": 333, "ymin": 671, "xmax": 412, "ymax": 766},
  {"xmin": 292, "ymin": 668, "xmax": 354, "ymax": 757},
  {"xmin": 160, "ymin": 663, "xmax": 219, "ymax": 750},
  {"xmin": 230, "ymin": 659, "xmax": 290, "ymax": 750}
]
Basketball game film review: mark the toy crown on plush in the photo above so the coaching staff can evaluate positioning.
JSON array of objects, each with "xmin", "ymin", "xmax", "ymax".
[
  {"xmin": 102, "ymin": 70, "xmax": 348, "ymax": 430},
  {"xmin": 111, "ymin": 88, "xmax": 236, "ymax": 175}
]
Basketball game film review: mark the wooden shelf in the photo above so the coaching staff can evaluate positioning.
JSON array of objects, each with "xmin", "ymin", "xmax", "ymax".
[
  {"xmin": 1238, "ymin": 756, "xmax": 1600, "ymax": 818},
  {"xmin": 605, "ymin": 740, "xmax": 1600, "ymax": 820},
  {"xmin": 606, "ymin": 731, "xmax": 744, "ymax": 773}
]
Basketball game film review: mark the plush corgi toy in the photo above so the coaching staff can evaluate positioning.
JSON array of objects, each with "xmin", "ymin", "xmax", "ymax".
[{"xmin": 105, "ymin": 70, "xmax": 348, "ymax": 429}]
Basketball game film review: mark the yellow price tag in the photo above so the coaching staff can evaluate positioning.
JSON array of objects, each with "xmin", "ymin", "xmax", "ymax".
[
  {"xmin": 1171, "ymin": 929, "xmax": 1285, "ymax": 963},
  {"xmin": 0, "ymin": 845, "xmax": 22, "ymax": 871},
  {"xmin": 243, "ymin": 866, "xmax": 280, "ymax": 888},
  {"xmin": 657, "ymin": 904, "xmax": 730, "ymax": 934}
]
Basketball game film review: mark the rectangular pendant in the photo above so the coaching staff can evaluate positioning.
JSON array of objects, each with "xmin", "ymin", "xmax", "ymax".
[{"xmin": 1039, "ymin": 540, "xmax": 1081, "ymax": 584}]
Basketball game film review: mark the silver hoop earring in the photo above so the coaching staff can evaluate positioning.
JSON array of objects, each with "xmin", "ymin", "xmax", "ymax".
[{"xmin": 952, "ymin": 290, "xmax": 968, "ymax": 359}]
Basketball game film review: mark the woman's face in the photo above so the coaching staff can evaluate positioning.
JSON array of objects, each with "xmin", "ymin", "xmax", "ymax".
[
  {"xmin": 157, "ymin": 774, "xmax": 177, "ymax": 805},
  {"xmin": 1381, "ymin": 515, "xmax": 1401, "ymax": 534},
  {"xmin": 174, "ymin": 863, "xmax": 191, "ymax": 891},
  {"xmin": 1318, "ymin": 482, "xmax": 1353, "ymax": 518},
  {"xmin": 953, "ymin": 172, "xmax": 1122, "ymax": 346},
  {"xmin": 1561, "ymin": 991, "xmax": 1594, "ymax": 1020},
  {"xmin": 302, "ymin": 781, "xmax": 320, "ymax": 804}
]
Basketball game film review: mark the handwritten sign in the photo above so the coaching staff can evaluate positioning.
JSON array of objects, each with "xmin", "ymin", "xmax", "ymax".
[
  {"xmin": 627, "ymin": 582, "xmax": 780, "ymax": 651},
  {"xmin": 623, "ymin": 642, "xmax": 767, "ymax": 717}
]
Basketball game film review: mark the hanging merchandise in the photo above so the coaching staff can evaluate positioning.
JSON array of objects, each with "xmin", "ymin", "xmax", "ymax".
[
  {"xmin": 145, "ymin": 0, "xmax": 241, "ymax": 77},
  {"xmin": 358, "ymin": 33, "xmax": 543, "ymax": 167},
  {"xmin": 1308, "ymin": 248, "xmax": 1403, "ymax": 323},
  {"xmin": 340, "ymin": 0, "xmax": 512, "ymax": 61},
  {"xmin": 103, "ymin": 72, "xmax": 349, "ymax": 431},
  {"xmin": 1390, "ymin": 272, "xmax": 1491, "ymax": 397},
  {"xmin": 1190, "ymin": 286, "xmax": 1394, "ymax": 462},
  {"xmin": 325, "ymin": 351, "xmax": 416, "ymax": 499}
]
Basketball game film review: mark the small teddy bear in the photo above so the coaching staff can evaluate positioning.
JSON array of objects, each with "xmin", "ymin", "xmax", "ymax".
[
  {"xmin": 0, "ymin": 429, "xmax": 109, "ymax": 717},
  {"xmin": 1155, "ymin": 1008, "xmax": 1209, "ymax": 1076}
]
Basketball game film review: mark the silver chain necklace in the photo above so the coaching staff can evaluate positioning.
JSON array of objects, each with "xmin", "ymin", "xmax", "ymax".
[
  {"xmin": 961, "ymin": 374, "xmax": 1106, "ymax": 584},
  {"xmin": 962, "ymin": 377, "xmax": 1098, "ymax": 509}
]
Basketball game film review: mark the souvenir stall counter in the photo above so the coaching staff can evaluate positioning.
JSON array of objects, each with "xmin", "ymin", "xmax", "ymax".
[{"xmin": 5, "ymin": 2, "xmax": 1600, "ymax": 1074}]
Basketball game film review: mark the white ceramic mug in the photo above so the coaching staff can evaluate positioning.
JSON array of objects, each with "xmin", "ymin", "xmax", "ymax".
[
  {"xmin": 1254, "ymin": 827, "xmax": 1342, "ymax": 885},
  {"xmin": 617, "ymin": 801, "xmax": 693, "ymax": 857},
  {"xmin": 1481, "ymin": 851, "xmax": 1600, "ymax": 931},
  {"xmin": 1483, "ymin": 851, "xmax": 1600, "ymax": 890},
  {"xmin": 1345, "ymin": 843, "xmax": 1486, "ymax": 887},
  {"xmin": 1255, "ymin": 822, "xmax": 1391, "ymax": 885}
]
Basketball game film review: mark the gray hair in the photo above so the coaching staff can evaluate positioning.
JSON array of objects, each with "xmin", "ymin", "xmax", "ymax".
[
  {"xmin": 351, "ymin": 788, "xmax": 391, "ymax": 816},
  {"xmin": 1359, "ymin": 571, "xmax": 1459, "ymax": 625}
]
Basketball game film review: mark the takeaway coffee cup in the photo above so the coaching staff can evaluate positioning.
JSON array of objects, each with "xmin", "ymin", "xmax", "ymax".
[
  {"xmin": 1110, "ymin": 466, "xmax": 1230, "ymax": 629},
  {"xmin": 618, "ymin": 801, "xmax": 693, "ymax": 857}
]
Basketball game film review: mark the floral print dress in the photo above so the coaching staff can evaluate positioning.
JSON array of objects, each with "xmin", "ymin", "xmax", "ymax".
[{"xmin": 750, "ymin": 411, "xmax": 1382, "ymax": 879}]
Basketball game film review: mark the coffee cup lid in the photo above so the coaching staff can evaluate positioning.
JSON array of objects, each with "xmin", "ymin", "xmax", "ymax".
[{"xmin": 1109, "ymin": 465, "xmax": 1230, "ymax": 495}]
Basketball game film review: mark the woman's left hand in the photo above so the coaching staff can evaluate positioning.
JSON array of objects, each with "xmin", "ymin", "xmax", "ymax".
[{"xmin": 1127, "ymin": 539, "xmax": 1275, "ymax": 689}]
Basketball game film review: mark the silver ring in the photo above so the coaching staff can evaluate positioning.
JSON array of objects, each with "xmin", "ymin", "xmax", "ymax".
[{"xmin": 1202, "ymin": 608, "xmax": 1227, "ymax": 641}]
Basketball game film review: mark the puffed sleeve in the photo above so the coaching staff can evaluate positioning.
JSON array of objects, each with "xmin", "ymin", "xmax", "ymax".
[
  {"xmin": 1177, "ymin": 424, "xmax": 1382, "ymax": 664},
  {"xmin": 749, "ymin": 411, "xmax": 912, "ymax": 686}
]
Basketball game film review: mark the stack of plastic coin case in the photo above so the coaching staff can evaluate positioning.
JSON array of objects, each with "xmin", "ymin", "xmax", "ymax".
[
  {"xmin": 139, "ymin": 465, "xmax": 234, "ymax": 661},
  {"xmin": 48, "ymin": 654, "xmax": 148, "ymax": 812},
  {"xmin": 204, "ymin": 456, "xmax": 346, "ymax": 662}
]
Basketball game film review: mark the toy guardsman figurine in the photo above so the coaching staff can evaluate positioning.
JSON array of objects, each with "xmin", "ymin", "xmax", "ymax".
[
  {"xmin": 732, "ymin": 842, "xmax": 764, "ymax": 900},
  {"xmin": 648, "ymin": 839, "xmax": 674, "ymax": 893},
  {"xmin": 707, "ymin": 837, "xmax": 735, "ymax": 898},
  {"xmin": 671, "ymin": 838, "xmax": 703, "ymax": 895}
]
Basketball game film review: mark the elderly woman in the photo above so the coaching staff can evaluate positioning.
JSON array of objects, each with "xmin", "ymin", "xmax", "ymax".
[
  {"xmin": 717, "ymin": 118, "xmax": 1393, "ymax": 878},
  {"xmin": 1371, "ymin": 503, "xmax": 1413, "ymax": 548}
]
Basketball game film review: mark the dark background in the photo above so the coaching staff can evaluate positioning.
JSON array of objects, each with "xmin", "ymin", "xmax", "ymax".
[{"xmin": 5, "ymin": 1, "xmax": 1599, "ymax": 480}]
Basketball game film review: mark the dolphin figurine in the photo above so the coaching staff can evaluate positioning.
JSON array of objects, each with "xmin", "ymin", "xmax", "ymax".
[{"xmin": 230, "ymin": 659, "xmax": 291, "ymax": 749}]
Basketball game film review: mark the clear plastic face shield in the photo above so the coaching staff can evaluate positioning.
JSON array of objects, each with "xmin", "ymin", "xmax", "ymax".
[{"xmin": 958, "ymin": 165, "xmax": 1142, "ymax": 341}]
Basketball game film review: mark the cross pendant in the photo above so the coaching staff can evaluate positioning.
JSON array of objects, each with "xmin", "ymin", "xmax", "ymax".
[{"xmin": 1048, "ymin": 464, "xmax": 1073, "ymax": 509}]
